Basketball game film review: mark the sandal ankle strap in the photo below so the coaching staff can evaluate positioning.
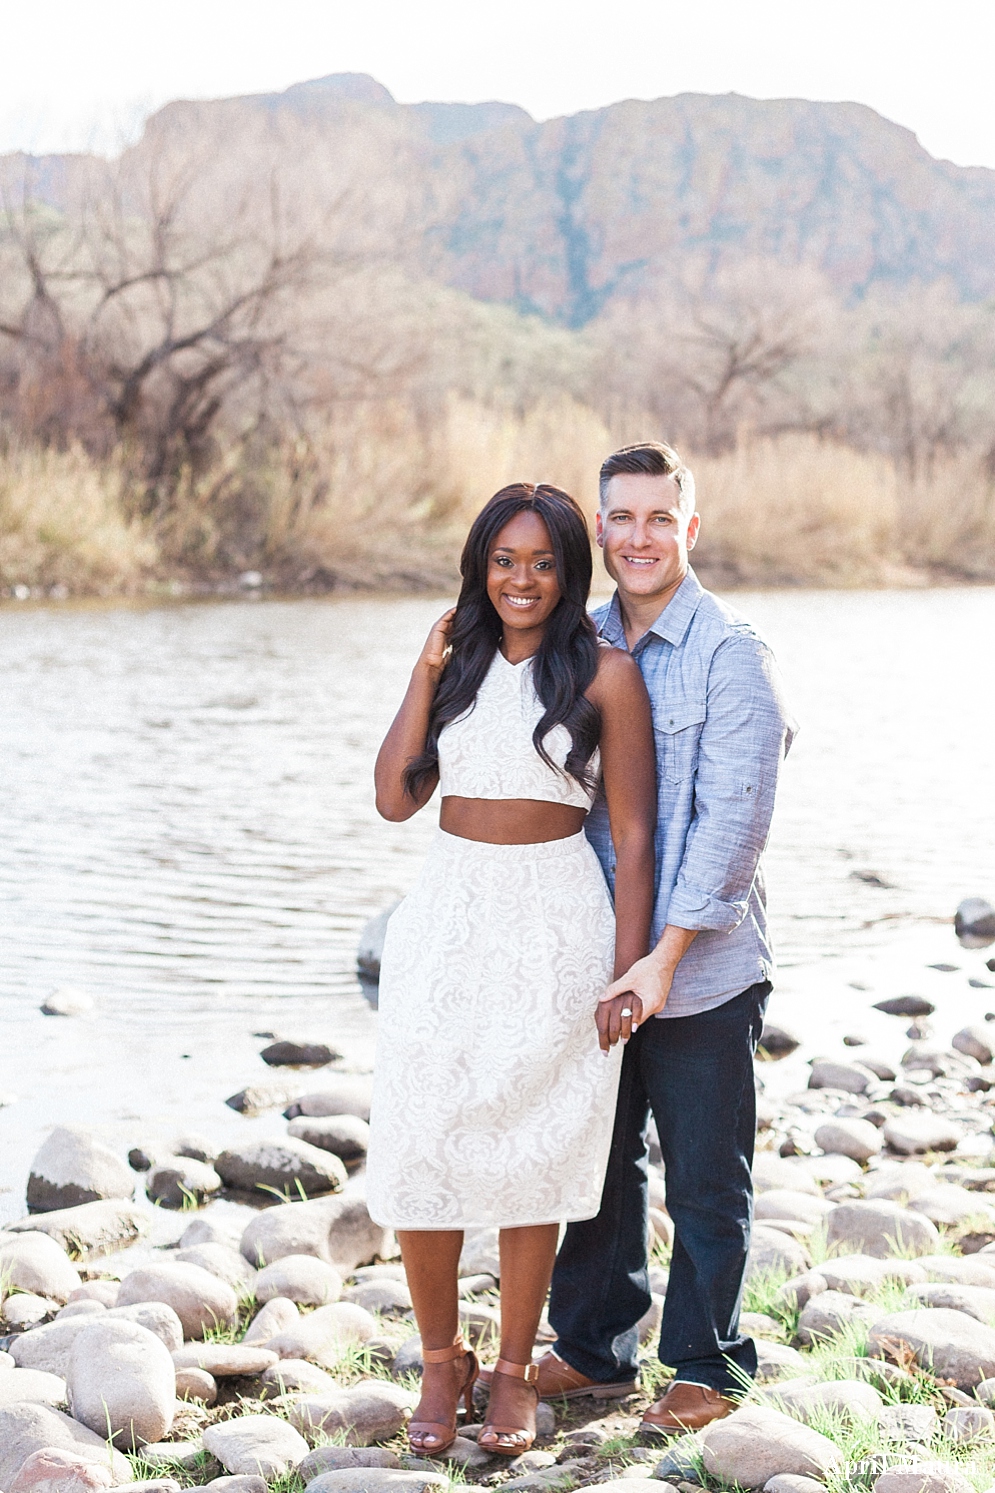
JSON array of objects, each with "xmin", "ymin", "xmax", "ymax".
[
  {"xmin": 494, "ymin": 1356, "xmax": 539, "ymax": 1384},
  {"xmin": 422, "ymin": 1337, "xmax": 469, "ymax": 1364}
]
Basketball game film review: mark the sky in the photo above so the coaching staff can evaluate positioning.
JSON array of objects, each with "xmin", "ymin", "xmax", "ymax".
[{"xmin": 3, "ymin": 0, "xmax": 995, "ymax": 169}]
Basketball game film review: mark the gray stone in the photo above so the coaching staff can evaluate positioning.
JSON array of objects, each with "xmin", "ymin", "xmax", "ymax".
[
  {"xmin": 909, "ymin": 1184, "xmax": 995, "ymax": 1227},
  {"xmin": 907, "ymin": 1282, "xmax": 995, "ymax": 1324},
  {"xmin": 700, "ymin": 1404, "xmax": 843, "ymax": 1487},
  {"xmin": 8, "ymin": 1448, "xmax": 116, "ymax": 1493},
  {"xmin": 178, "ymin": 1216, "xmax": 240, "ymax": 1249},
  {"xmin": 819, "ymin": 1255, "xmax": 926, "ymax": 1295},
  {"xmin": 261, "ymin": 1357, "xmax": 338, "ymax": 1394},
  {"xmin": 146, "ymin": 1158, "xmax": 222, "ymax": 1209},
  {"xmin": 140, "ymin": 1439, "xmax": 207, "ymax": 1470},
  {"xmin": 771, "ymin": 1377, "xmax": 883, "ymax": 1423},
  {"xmin": 460, "ymin": 1227, "xmax": 501, "ymax": 1278},
  {"xmin": 344, "ymin": 1279, "xmax": 413, "ymax": 1314},
  {"xmin": 809, "ymin": 1059, "xmax": 876, "ymax": 1094},
  {"xmin": 953, "ymin": 1025, "xmax": 995, "ymax": 1064},
  {"xmin": 125, "ymin": 1482, "xmax": 182, "ymax": 1493},
  {"xmin": 8, "ymin": 1200, "xmax": 149, "ymax": 1258},
  {"xmin": 226, "ymin": 1080, "xmax": 306, "ymax": 1115},
  {"xmin": 283, "ymin": 1076, "xmax": 374, "ymax": 1122},
  {"xmin": 240, "ymin": 1193, "xmax": 389, "ymax": 1273},
  {"xmin": 0, "ymin": 1349, "xmax": 13, "ymax": 1368},
  {"xmin": 2, "ymin": 1294, "xmax": 56, "ymax": 1327},
  {"xmin": 116, "ymin": 1262, "xmax": 238, "ymax": 1338},
  {"xmin": 68, "ymin": 1318, "xmax": 175, "ymax": 1448},
  {"xmin": 255, "ymin": 1253, "xmax": 343, "ymax": 1305},
  {"xmin": 868, "ymin": 1307, "xmax": 995, "ymax": 1388},
  {"xmin": 265, "ymin": 1300, "xmax": 378, "ymax": 1367},
  {"xmin": 10, "ymin": 1317, "xmax": 100, "ymax": 1375},
  {"xmin": 942, "ymin": 1404, "xmax": 995, "ymax": 1442},
  {"xmin": 302, "ymin": 1449, "xmax": 402, "ymax": 1478},
  {"xmin": 56, "ymin": 1299, "xmax": 106, "ymax": 1319},
  {"xmin": 175, "ymin": 1242, "xmax": 257, "ymax": 1294},
  {"xmin": 175, "ymin": 1365, "xmax": 217, "ymax": 1402},
  {"xmin": 0, "ymin": 1368, "xmax": 67, "ymax": 1407},
  {"xmin": 815, "ymin": 1117, "xmax": 883, "ymax": 1162},
  {"xmin": 754, "ymin": 1341, "xmax": 808, "ymax": 1383},
  {"xmin": 305, "ymin": 1473, "xmax": 447, "ymax": 1493},
  {"xmin": 754, "ymin": 1190, "xmax": 835, "ymax": 1226},
  {"xmin": 884, "ymin": 1115, "xmax": 963, "ymax": 1155},
  {"xmin": 0, "ymin": 1403, "xmax": 134, "ymax": 1486},
  {"xmin": 865, "ymin": 1162, "xmax": 935, "ymax": 1204},
  {"xmin": 881, "ymin": 1404, "xmax": 939, "ymax": 1443},
  {"xmin": 0, "ymin": 1233, "xmax": 82, "ymax": 1302},
  {"xmin": 392, "ymin": 1334, "xmax": 424, "ymax": 1376},
  {"xmin": 747, "ymin": 1225, "xmax": 811, "ymax": 1280},
  {"xmin": 797, "ymin": 1290, "xmax": 877, "ymax": 1345},
  {"xmin": 764, "ymin": 1479, "xmax": 834, "ymax": 1493},
  {"xmin": 825, "ymin": 1199, "xmax": 940, "ymax": 1257},
  {"xmin": 752, "ymin": 1155, "xmax": 821, "ymax": 1195},
  {"xmin": 759, "ymin": 1023, "xmax": 801, "ymax": 1058},
  {"xmin": 955, "ymin": 896, "xmax": 995, "ymax": 948},
  {"xmin": 915, "ymin": 1258, "xmax": 995, "ymax": 1292},
  {"xmin": 215, "ymin": 1138, "xmax": 347, "ymax": 1198},
  {"xmin": 203, "ymin": 1479, "xmax": 266, "ymax": 1493},
  {"xmin": 26, "ymin": 1128, "xmax": 134, "ymax": 1214},
  {"xmin": 652, "ymin": 1432, "xmax": 703, "ymax": 1482},
  {"xmin": 873, "ymin": 1465, "xmax": 974, "ymax": 1493},
  {"xmin": 106, "ymin": 1301, "xmax": 184, "ymax": 1352},
  {"xmin": 875, "ymin": 995, "xmax": 935, "ymax": 1017},
  {"xmin": 261, "ymin": 1040, "xmax": 338, "ymax": 1066},
  {"xmin": 243, "ymin": 1295, "xmax": 300, "ymax": 1345},
  {"xmin": 287, "ymin": 1115, "xmax": 371, "ymax": 1165},
  {"xmin": 774, "ymin": 1271, "xmax": 828, "ymax": 1313},
  {"xmin": 286, "ymin": 1379, "xmax": 416, "ymax": 1444},
  {"xmin": 69, "ymin": 1279, "xmax": 119, "ymax": 1306},
  {"xmin": 357, "ymin": 905, "xmax": 400, "ymax": 980},
  {"xmin": 172, "ymin": 1342, "xmax": 279, "ymax": 1376},
  {"xmin": 40, "ymin": 988, "xmax": 95, "ymax": 1017},
  {"xmin": 202, "ymin": 1414, "xmax": 309, "ymax": 1475}
]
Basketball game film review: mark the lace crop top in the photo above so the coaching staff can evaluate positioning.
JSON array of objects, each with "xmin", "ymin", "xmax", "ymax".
[{"xmin": 437, "ymin": 651, "xmax": 600, "ymax": 811}]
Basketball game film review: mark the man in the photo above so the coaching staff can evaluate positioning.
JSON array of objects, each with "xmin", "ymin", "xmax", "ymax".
[{"xmin": 540, "ymin": 441, "xmax": 796, "ymax": 1432}]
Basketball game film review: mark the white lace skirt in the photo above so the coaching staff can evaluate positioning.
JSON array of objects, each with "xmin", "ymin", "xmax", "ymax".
[{"xmin": 366, "ymin": 828, "xmax": 621, "ymax": 1230}]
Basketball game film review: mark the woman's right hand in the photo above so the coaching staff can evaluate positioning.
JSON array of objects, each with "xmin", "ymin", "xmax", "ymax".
[{"xmin": 418, "ymin": 608, "xmax": 456, "ymax": 675}]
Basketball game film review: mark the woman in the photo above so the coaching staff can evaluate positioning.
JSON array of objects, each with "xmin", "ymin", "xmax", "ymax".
[{"xmin": 368, "ymin": 483, "xmax": 655, "ymax": 1457}]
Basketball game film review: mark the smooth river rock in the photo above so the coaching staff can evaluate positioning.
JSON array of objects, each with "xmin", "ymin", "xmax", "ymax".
[
  {"xmin": 752, "ymin": 1154, "xmax": 821, "ymax": 1195},
  {"xmin": 175, "ymin": 1242, "xmax": 257, "ymax": 1293},
  {"xmin": 7, "ymin": 1199, "xmax": 149, "ymax": 1257},
  {"xmin": 202, "ymin": 1414, "xmax": 309, "ymax": 1476},
  {"xmin": 215, "ymin": 1138, "xmax": 347, "ymax": 1199},
  {"xmin": 819, "ymin": 1255, "xmax": 926, "ymax": 1295},
  {"xmin": 260, "ymin": 1357, "xmax": 338, "ymax": 1394},
  {"xmin": 299, "ymin": 1447, "xmax": 401, "ymax": 1478},
  {"xmin": 67, "ymin": 1318, "xmax": 175, "ymax": 1448},
  {"xmin": 40, "ymin": 989, "xmax": 95, "ymax": 1017},
  {"xmin": 952, "ymin": 1024, "xmax": 995, "ymax": 1065},
  {"xmin": 754, "ymin": 1190, "xmax": 835, "ymax": 1226},
  {"xmin": 747, "ymin": 1225, "xmax": 811, "ymax": 1280},
  {"xmin": 771, "ymin": 1377, "xmax": 883, "ymax": 1423},
  {"xmin": 0, "ymin": 1233, "xmax": 81, "ymax": 1303},
  {"xmin": 873, "ymin": 1465, "xmax": 974, "ymax": 1493},
  {"xmin": 825, "ymin": 1199, "xmax": 940, "ymax": 1257},
  {"xmin": 239, "ymin": 1192, "xmax": 389, "ymax": 1273},
  {"xmin": 243, "ymin": 1296, "xmax": 300, "ymax": 1345},
  {"xmin": 884, "ymin": 1115, "xmax": 964, "ymax": 1155},
  {"xmin": 797, "ymin": 1290, "xmax": 877, "ymax": 1345},
  {"xmin": 254, "ymin": 1253, "xmax": 343, "ymax": 1305},
  {"xmin": 172, "ymin": 1342, "xmax": 278, "ymax": 1377},
  {"xmin": 7, "ymin": 1448, "xmax": 116, "ymax": 1493},
  {"xmin": 0, "ymin": 1368, "xmax": 67, "ymax": 1408},
  {"xmin": 26, "ymin": 1128, "xmax": 134, "ymax": 1214},
  {"xmin": 175, "ymin": 1365, "xmax": 217, "ymax": 1403},
  {"xmin": 814, "ymin": 1117, "xmax": 883, "ymax": 1162},
  {"xmin": 285, "ymin": 1379, "xmax": 415, "ymax": 1444},
  {"xmin": 808, "ymin": 1059, "xmax": 876, "ymax": 1094},
  {"xmin": 955, "ymin": 896, "xmax": 995, "ymax": 948},
  {"xmin": 700, "ymin": 1404, "xmax": 843, "ymax": 1487},
  {"xmin": 264, "ymin": 1300, "xmax": 378, "ymax": 1368},
  {"xmin": 287, "ymin": 1114, "xmax": 371, "ymax": 1165},
  {"xmin": 868, "ymin": 1307, "xmax": 995, "ymax": 1388},
  {"xmin": 305, "ymin": 1474, "xmax": 447, "ymax": 1493},
  {"xmin": 116, "ymin": 1262, "xmax": 238, "ymax": 1338},
  {"xmin": 146, "ymin": 1158, "xmax": 222, "ymax": 1209},
  {"xmin": 282, "ymin": 1076, "xmax": 374, "ymax": 1122},
  {"xmin": 261, "ymin": 1039, "xmax": 338, "ymax": 1066},
  {"xmin": 906, "ymin": 1282, "xmax": 995, "ymax": 1324},
  {"xmin": 0, "ymin": 1403, "xmax": 134, "ymax": 1486}
]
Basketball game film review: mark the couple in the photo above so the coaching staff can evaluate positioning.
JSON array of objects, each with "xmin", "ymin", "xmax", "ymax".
[{"xmin": 367, "ymin": 441, "xmax": 794, "ymax": 1457}]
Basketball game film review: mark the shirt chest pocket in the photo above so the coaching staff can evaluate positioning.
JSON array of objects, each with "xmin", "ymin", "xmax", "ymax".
[{"xmin": 653, "ymin": 699, "xmax": 706, "ymax": 785}]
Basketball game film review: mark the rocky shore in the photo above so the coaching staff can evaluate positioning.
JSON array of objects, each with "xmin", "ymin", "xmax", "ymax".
[{"xmin": 3, "ymin": 904, "xmax": 995, "ymax": 1493}]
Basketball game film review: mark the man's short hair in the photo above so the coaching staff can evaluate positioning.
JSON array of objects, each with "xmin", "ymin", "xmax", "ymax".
[{"xmin": 599, "ymin": 441, "xmax": 696, "ymax": 514}]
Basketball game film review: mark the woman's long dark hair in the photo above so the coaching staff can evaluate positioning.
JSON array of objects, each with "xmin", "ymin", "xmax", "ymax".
[{"xmin": 404, "ymin": 483, "xmax": 601, "ymax": 799}]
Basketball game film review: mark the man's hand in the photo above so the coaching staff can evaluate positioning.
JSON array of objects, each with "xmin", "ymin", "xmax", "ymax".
[{"xmin": 596, "ymin": 928, "xmax": 698, "ymax": 1051}]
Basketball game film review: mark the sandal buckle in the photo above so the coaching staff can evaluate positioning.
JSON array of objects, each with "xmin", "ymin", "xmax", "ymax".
[{"xmin": 524, "ymin": 1362, "xmax": 539, "ymax": 1385}]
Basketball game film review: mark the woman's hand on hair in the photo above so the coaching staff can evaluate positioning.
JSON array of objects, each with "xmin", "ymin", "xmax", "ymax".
[{"xmin": 418, "ymin": 608, "xmax": 456, "ymax": 675}]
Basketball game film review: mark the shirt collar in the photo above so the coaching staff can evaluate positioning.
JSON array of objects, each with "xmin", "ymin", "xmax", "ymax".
[{"xmin": 599, "ymin": 567, "xmax": 704, "ymax": 651}]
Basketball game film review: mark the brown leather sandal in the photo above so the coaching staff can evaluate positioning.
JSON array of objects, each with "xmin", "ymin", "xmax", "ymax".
[
  {"xmin": 479, "ymin": 1356, "xmax": 540, "ymax": 1456},
  {"xmin": 407, "ymin": 1336, "xmax": 479, "ymax": 1455}
]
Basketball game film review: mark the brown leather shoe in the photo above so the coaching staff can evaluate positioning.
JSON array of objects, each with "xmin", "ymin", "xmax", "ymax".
[
  {"xmin": 478, "ymin": 1350, "xmax": 637, "ymax": 1402},
  {"xmin": 639, "ymin": 1381, "xmax": 737, "ymax": 1437}
]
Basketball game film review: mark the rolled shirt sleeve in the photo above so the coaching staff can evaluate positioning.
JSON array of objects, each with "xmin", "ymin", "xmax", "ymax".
[{"xmin": 665, "ymin": 633, "xmax": 796, "ymax": 933}]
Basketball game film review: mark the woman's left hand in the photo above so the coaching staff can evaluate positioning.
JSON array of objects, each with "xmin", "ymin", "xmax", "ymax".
[
  {"xmin": 596, "ymin": 991, "xmax": 642, "ymax": 1052},
  {"xmin": 596, "ymin": 951, "xmax": 676, "ymax": 1051}
]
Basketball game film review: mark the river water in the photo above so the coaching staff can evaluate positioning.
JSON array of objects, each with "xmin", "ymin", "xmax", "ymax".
[{"xmin": 1, "ymin": 588, "xmax": 994, "ymax": 1225}]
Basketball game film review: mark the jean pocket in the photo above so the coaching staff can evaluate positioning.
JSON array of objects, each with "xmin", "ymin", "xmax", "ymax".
[{"xmin": 654, "ymin": 700, "xmax": 706, "ymax": 784}]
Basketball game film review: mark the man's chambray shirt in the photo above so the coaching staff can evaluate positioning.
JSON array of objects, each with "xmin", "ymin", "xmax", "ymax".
[{"xmin": 586, "ymin": 568, "xmax": 796, "ymax": 1018}]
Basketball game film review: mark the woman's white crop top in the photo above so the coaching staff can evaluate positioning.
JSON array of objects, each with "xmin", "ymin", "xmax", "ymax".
[{"xmin": 437, "ymin": 651, "xmax": 600, "ymax": 811}]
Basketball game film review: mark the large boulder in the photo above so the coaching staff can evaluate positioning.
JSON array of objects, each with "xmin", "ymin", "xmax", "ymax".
[
  {"xmin": 106, "ymin": 1302, "xmax": 184, "ymax": 1352},
  {"xmin": 116, "ymin": 1263, "xmax": 238, "ymax": 1339},
  {"xmin": 700, "ymin": 1404, "xmax": 843, "ymax": 1488},
  {"xmin": 202, "ymin": 1415, "xmax": 309, "ymax": 1475},
  {"xmin": 825, "ymin": 1200, "xmax": 940, "ymax": 1258},
  {"xmin": 26, "ymin": 1129, "xmax": 134, "ymax": 1214},
  {"xmin": 0, "ymin": 1403, "xmax": 133, "ymax": 1486},
  {"xmin": 6, "ymin": 1200, "xmax": 149, "ymax": 1258},
  {"xmin": 67, "ymin": 1318, "xmax": 175, "ymax": 1448},
  {"xmin": 868, "ymin": 1307, "xmax": 995, "ymax": 1388},
  {"xmin": 10, "ymin": 1318, "xmax": 102, "ymax": 1376},
  {"xmin": 0, "ymin": 1368, "xmax": 68, "ymax": 1408},
  {"xmin": 240, "ymin": 1193, "xmax": 389, "ymax": 1273},
  {"xmin": 0, "ymin": 1233, "xmax": 82, "ymax": 1302},
  {"xmin": 215, "ymin": 1138, "xmax": 346, "ymax": 1199}
]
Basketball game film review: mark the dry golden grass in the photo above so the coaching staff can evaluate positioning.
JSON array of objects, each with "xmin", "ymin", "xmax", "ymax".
[{"xmin": 2, "ymin": 419, "xmax": 995, "ymax": 598}]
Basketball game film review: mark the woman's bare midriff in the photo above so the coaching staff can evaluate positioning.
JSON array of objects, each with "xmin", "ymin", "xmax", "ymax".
[{"xmin": 439, "ymin": 796, "xmax": 587, "ymax": 845}]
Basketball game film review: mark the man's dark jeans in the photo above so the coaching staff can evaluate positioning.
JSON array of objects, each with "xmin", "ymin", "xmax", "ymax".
[{"xmin": 549, "ymin": 980, "xmax": 770, "ymax": 1396}]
